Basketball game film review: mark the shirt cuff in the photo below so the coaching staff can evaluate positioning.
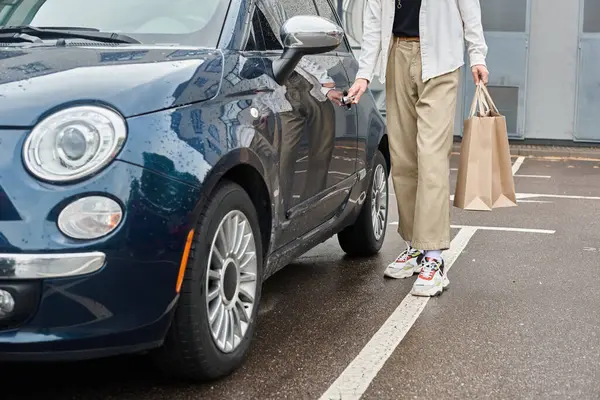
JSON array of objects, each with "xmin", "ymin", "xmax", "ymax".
[
  {"xmin": 321, "ymin": 86, "xmax": 333, "ymax": 97},
  {"xmin": 356, "ymin": 70, "xmax": 373, "ymax": 83},
  {"xmin": 469, "ymin": 54, "xmax": 487, "ymax": 68}
]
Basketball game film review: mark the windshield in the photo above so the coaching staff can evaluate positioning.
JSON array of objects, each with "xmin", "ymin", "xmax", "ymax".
[{"xmin": 0, "ymin": 0, "xmax": 230, "ymax": 46}]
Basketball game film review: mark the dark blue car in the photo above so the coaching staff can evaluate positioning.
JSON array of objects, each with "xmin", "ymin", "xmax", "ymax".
[{"xmin": 0, "ymin": 0, "xmax": 389, "ymax": 380}]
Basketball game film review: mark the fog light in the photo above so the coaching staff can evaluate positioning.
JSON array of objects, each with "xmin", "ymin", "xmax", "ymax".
[
  {"xmin": 0, "ymin": 290, "xmax": 15, "ymax": 318},
  {"xmin": 58, "ymin": 196, "xmax": 123, "ymax": 240}
]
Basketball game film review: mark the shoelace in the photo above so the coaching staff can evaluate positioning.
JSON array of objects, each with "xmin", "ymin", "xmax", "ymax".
[
  {"xmin": 419, "ymin": 259, "xmax": 440, "ymax": 279},
  {"xmin": 396, "ymin": 247, "xmax": 418, "ymax": 262},
  {"xmin": 396, "ymin": 249, "xmax": 410, "ymax": 262}
]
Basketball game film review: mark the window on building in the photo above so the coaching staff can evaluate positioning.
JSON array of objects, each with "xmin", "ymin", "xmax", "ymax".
[
  {"xmin": 583, "ymin": 0, "xmax": 600, "ymax": 33},
  {"xmin": 480, "ymin": 0, "xmax": 527, "ymax": 32},
  {"xmin": 487, "ymin": 86, "xmax": 519, "ymax": 135}
]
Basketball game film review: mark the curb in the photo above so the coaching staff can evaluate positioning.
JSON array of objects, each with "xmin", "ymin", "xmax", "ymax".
[{"xmin": 452, "ymin": 143, "xmax": 600, "ymax": 160}]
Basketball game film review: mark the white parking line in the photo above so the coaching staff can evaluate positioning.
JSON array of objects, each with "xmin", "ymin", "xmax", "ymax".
[
  {"xmin": 516, "ymin": 200, "xmax": 553, "ymax": 204},
  {"xmin": 319, "ymin": 224, "xmax": 555, "ymax": 400},
  {"xmin": 450, "ymin": 224, "xmax": 556, "ymax": 234},
  {"xmin": 517, "ymin": 193, "xmax": 600, "ymax": 200},
  {"xmin": 319, "ymin": 227, "xmax": 477, "ymax": 400},
  {"xmin": 446, "ymin": 192, "xmax": 600, "ymax": 202},
  {"xmin": 515, "ymin": 174, "xmax": 551, "ymax": 179},
  {"xmin": 450, "ymin": 171, "xmax": 550, "ymax": 179},
  {"xmin": 393, "ymin": 156, "xmax": 526, "ymax": 198},
  {"xmin": 390, "ymin": 222, "xmax": 556, "ymax": 234},
  {"xmin": 512, "ymin": 156, "xmax": 526, "ymax": 175}
]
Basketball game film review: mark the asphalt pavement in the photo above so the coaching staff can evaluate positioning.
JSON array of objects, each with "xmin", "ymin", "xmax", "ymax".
[{"xmin": 2, "ymin": 154, "xmax": 600, "ymax": 400}]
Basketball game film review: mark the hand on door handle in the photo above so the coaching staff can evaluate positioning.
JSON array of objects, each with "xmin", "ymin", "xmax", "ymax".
[
  {"xmin": 341, "ymin": 90, "xmax": 354, "ymax": 109},
  {"xmin": 326, "ymin": 89, "xmax": 345, "ymax": 107}
]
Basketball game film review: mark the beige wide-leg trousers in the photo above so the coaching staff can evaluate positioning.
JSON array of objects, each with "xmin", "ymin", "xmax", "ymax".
[{"xmin": 386, "ymin": 37, "xmax": 460, "ymax": 251}]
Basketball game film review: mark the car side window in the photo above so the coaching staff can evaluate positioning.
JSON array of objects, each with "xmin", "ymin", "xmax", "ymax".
[
  {"xmin": 244, "ymin": 8, "xmax": 267, "ymax": 51},
  {"xmin": 312, "ymin": 0, "xmax": 351, "ymax": 53},
  {"xmin": 253, "ymin": 6, "xmax": 283, "ymax": 51},
  {"xmin": 277, "ymin": 0, "xmax": 319, "ymax": 18}
]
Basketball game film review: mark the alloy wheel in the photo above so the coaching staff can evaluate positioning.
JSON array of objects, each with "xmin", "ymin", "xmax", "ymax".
[
  {"xmin": 371, "ymin": 164, "xmax": 388, "ymax": 241},
  {"xmin": 206, "ymin": 210, "xmax": 258, "ymax": 353}
]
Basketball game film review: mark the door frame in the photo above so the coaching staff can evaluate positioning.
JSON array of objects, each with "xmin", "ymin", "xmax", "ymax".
[
  {"xmin": 458, "ymin": 0, "xmax": 532, "ymax": 140},
  {"xmin": 574, "ymin": 0, "xmax": 600, "ymax": 143}
]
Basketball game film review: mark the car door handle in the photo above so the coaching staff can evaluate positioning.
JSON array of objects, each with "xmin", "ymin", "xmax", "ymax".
[{"xmin": 341, "ymin": 91, "xmax": 354, "ymax": 110}]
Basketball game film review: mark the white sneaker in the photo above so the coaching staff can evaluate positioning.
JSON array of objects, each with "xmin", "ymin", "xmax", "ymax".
[
  {"xmin": 410, "ymin": 257, "xmax": 450, "ymax": 297},
  {"xmin": 384, "ymin": 247, "xmax": 424, "ymax": 279}
]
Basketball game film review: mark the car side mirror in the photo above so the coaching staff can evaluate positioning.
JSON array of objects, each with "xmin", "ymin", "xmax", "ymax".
[{"xmin": 272, "ymin": 15, "xmax": 344, "ymax": 85}]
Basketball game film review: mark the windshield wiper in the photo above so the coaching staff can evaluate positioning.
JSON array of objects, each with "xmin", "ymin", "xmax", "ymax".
[{"xmin": 0, "ymin": 26, "xmax": 140, "ymax": 44}]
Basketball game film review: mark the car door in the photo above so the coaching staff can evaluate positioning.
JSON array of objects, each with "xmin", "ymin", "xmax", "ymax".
[
  {"xmin": 252, "ymin": 0, "xmax": 359, "ymax": 248},
  {"xmin": 313, "ymin": 0, "xmax": 360, "ymax": 175}
]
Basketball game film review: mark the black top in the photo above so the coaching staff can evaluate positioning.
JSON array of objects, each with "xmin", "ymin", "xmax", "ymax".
[{"xmin": 392, "ymin": 0, "xmax": 421, "ymax": 38}]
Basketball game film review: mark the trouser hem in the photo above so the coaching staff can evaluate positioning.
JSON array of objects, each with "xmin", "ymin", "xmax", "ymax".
[{"xmin": 411, "ymin": 241, "xmax": 450, "ymax": 251}]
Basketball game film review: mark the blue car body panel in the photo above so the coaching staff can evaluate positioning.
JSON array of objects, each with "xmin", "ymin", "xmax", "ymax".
[{"xmin": 0, "ymin": 0, "xmax": 387, "ymax": 360}]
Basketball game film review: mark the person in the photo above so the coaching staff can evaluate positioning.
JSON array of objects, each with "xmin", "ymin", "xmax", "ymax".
[{"xmin": 347, "ymin": 0, "xmax": 488, "ymax": 297}]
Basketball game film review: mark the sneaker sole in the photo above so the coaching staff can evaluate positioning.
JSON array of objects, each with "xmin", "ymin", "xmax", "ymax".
[
  {"xmin": 384, "ymin": 259, "xmax": 420, "ymax": 279},
  {"xmin": 410, "ymin": 278, "xmax": 450, "ymax": 297},
  {"xmin": 384, "ymin": 268, "xmax": 417, "ymax": 279}
]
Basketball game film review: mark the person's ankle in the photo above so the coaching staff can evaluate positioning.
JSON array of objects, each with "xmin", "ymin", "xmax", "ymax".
[{"xmin": 424, "ymin": 250, "xmax": 442, "ymax": 261}]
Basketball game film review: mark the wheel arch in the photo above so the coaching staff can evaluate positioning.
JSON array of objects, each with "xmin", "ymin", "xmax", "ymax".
[
  {"xmin": 377, "ymin": 133, "xmax": 391, "ymax": 176},
  {"xmin": 191, "ymin": 148, "xmax": 273, "ymax": 259}
]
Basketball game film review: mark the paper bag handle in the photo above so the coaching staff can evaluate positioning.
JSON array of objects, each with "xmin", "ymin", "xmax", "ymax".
[
  {"xmin": 468, "ymin": 85, "xmax": 490, "ymax": 117},
  {"xmin": 469, "ymin": 83, "xmax": 501, "ymax": 117},
  {"xmin": 478, "ymin": 83, "xmax": 500, "ymax": 115}
]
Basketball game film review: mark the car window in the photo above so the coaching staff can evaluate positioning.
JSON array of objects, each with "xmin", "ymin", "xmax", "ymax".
[
  {"xmin": 243, "ymin": 11, "xmax": 263, "ymax": 51},
  {"xmin": 277, "ymin": 0, "xmax": 319, "ymax": 19},
  {"xmin": 312, "ymin": 0, "xmax": 350, "ymax": 52},
  {"xmin": 252, "ymin": 5, "xmax": 282, "ymax": 51},
  {"xmin": 0, "ymin": 0, "xmax": 230, "ymax": 47}
]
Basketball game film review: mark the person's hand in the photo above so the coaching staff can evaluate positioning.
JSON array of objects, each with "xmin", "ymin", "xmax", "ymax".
[
  {"xmin": 326, "ymin": 89, "xmax": 344, "ymax": 106},
  {"xmin": 472, "ymin": 65, "xmax": 489, "ymax": 85},
  {"xmin": 347, "ymin": 78, "xmax": 369, "ymax": 104}
]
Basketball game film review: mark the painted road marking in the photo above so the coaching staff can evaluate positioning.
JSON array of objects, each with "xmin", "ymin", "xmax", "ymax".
[
  {"xmin": 395, "ymin": 156, "xmax": 526, "ymax": 197},
  {"xmin": 450, "ymin": 225, "xmax": 555, "ymax": 234},
  {"xmin": 517, "ymin": 193, "xmax": 600, "ymax": 200},
  {"xmin": 448, "ymin": 193, "xmax": 600, "ymax": 201},
  {"xmin": 511, "ymin": 156, "xmax": 526, "ymax": 175},
  {"xmin": 319, "ymin": 227, "xmax": 477, "ymax": 400},
  {"xmin": 390, "ymin": 221, "xmax": 556, "ymax": 234},
  {"xmin": 515, "ymin": 174, "xmax": 551, "ymax": 179},
  {"xmin": 516, "ymin": 200, "xmax": 553, "ymax": 204},
  {"xmin": 450, "ymin": 170, "xmax": 551, "ymax": 179},
  {"xmin": 318, "ymin": 225, "xmax": 554, "ymax": 400}
]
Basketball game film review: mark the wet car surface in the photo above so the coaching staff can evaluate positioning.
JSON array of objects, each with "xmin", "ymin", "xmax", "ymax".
[{"xmin": 0, "ymin": 0, "xmax": 388, "ymax": 381}]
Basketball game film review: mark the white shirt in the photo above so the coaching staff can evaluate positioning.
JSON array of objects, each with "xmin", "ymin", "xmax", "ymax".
[{"xmin": 356, "ymin": 0, "xmax": 488, "ymax": 83}]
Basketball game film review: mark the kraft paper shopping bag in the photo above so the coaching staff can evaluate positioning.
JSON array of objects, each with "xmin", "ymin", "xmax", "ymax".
[{"xmin": 454, "ymin": 84, "xmax": 517, "ymax": 211}]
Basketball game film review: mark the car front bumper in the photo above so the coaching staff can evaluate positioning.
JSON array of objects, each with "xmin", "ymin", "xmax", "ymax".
[{"xmin": 0, "ymin": 129, "xmax": 203, "ymax": 360}]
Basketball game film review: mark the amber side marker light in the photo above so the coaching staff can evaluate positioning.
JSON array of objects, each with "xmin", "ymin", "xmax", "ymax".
[{"xmin": 176, "ymin": 229, "xmax": 195, "ymax": 293}]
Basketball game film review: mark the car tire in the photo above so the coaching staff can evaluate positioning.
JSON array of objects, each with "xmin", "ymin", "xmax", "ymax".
[
  {"xmin": 338, "ymin": 150, "xmax": 389, "ymax": 257},
  {"xmin": 154, "ymin": 180, "xmax": 263, "ymax": 381}
]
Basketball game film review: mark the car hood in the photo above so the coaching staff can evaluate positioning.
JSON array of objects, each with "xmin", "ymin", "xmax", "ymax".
[{"xmin": 0, "ymin": 45, "xmax": 223, "ymax": 126}]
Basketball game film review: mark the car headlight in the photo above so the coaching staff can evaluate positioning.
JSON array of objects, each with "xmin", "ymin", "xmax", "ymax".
[
  {"xmin": 58, "ymin": 196, "xmax": 123, "ymax": 240},
  {"xmin": 23, "ymin": 106, "xmax": 127, "ymax": 182}
]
